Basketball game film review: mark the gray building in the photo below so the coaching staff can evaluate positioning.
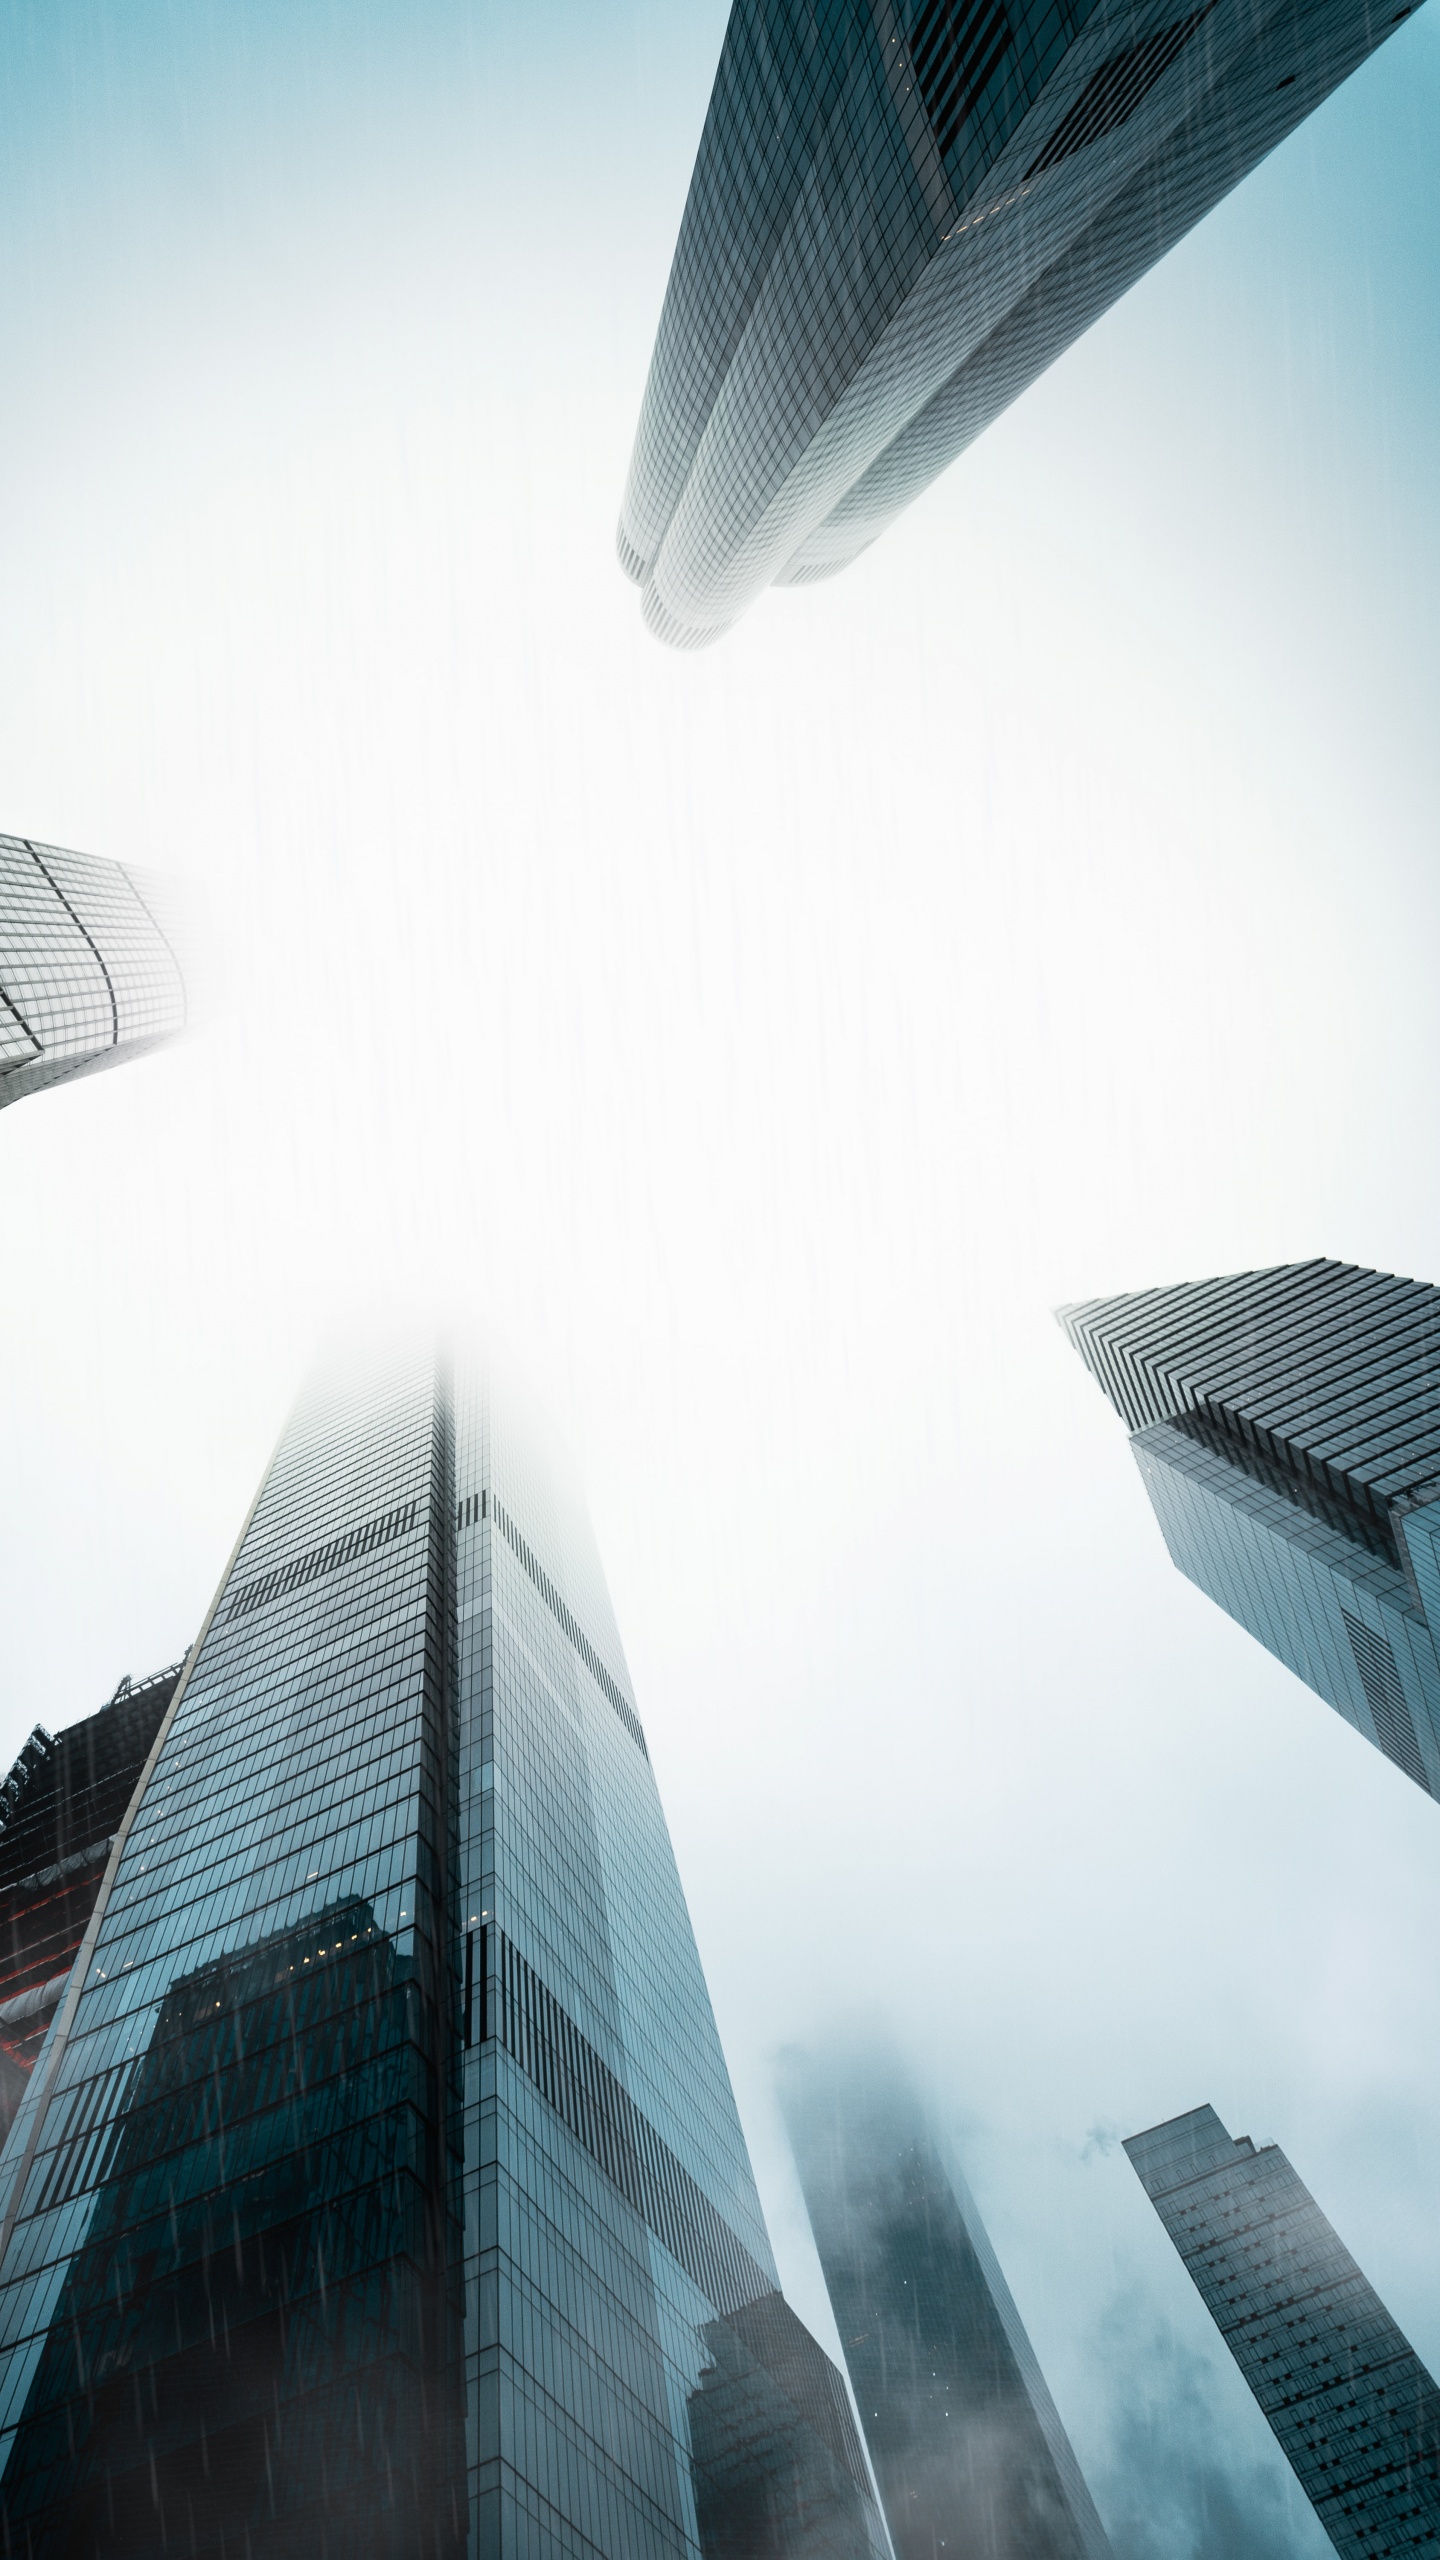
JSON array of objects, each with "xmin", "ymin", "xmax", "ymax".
[
  {"xmin": 1060, "ymin": 1260, "xmax": 1440, "ymax": 1803},
  {"xmin": 1126, "ymin": 2106, "xmax": 1440, "ymax": 2557},
  {"xmin": 618, "ymin": 0, "xmax": 1415, "ymax": 648},
  {"xmin": 0, "ymin": 830, "xmax": 187, "ymax": 1114},
  {"xmin": 0, "ymin": 1347, "xmax": 887, "ymax": 2559},
  {"xmin": 781, "ymin": 2046, "xmax": 1112, "ymax": 2560}
]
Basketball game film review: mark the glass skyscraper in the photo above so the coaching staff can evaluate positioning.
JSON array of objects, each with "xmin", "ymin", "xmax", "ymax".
[
  {"xmin": 781, "ymin": 2045, "xmax": 1113, "ymax": 2560},
  {"xmin": 0, "ymin": 831, "xmax": 188, "ymax": 1113},
  {"xmin": 1126, "ymin": 2105, "xmax": 1440, "ymax": 2557},
  {"xmin": 1060, "ymin": 1259, "xmax": 1440, "ymax": 1803},
  {"xmin": 0, "ymin": 1347, "xmax": 885, "ymax": 2558},
  {"xmin": 618, "ymin": 0, "xmax": 1413, "ymax": 648}
]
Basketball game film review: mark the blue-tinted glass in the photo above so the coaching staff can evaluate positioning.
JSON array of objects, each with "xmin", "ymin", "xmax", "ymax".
[
  {"xmin": 0, "ymin": 1348, "xmax": 462, "ymax": 2554},
  {"xmin": 1061, "ymin": 1261, "xmax": 1440, "ymax": 1801},
  {"xmin": 782, "ymin": 2046, "xmax": 1113, "ymax": 2560},
  {"xmin": 0, "ymin": 1350, "xmax": 885, "ymax": 2560},
  {"xmin": 455, "ymin": 1365, "xmax": 887, "ymax": 2557},
  {"xmin": 1127, "ymin": 2106, "xmax": 1440, "ymax": 2556},
  {"xmin": 618, "ymin": 0, "xmax": 1410, "ymax": 645}
]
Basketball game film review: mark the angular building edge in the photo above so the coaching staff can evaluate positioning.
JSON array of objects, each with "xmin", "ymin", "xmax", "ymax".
[
  {"xmin": 1056, "ymin": 1261, "xmax": 1440, "ymax": 1805},
  {"xmin": 781, "ymin": 2042, "xmax": 1114, "ymax": 2560},
  {"xmin": 0, "ymin": 1344, "xmax": 888, "ymax": 2558},
  {"xmin": 1125, "ymin": 2102, "xmax": 1440, "ymax": 2556}
]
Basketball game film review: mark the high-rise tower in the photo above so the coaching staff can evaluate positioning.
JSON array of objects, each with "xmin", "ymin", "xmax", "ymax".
[
  {"xmin": 1060, "ymin": 1259, "xmax": 1440, "ymax": 1803},
  {"xmin": 0, "ymin": 1348, "xmax": 885, "ymax": 2559},
  {"xmin": 0, "ymin": 831, "xmax": 187, "ymax": 1113},
  {"xmin": 781, "ymin": 2046, "xmax": 1113, "ymax": 2560},
  {"xmin": 1127, "ymin": 2105, "xmax": 1440, "ymax": 2557},
  {"xmin": 618, "ymin": 0, "xmax": 1414, "ymax": 647}
]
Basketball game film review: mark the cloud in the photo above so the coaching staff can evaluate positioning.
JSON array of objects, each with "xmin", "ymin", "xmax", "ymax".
[{"xmin": 1090, "ymin": 2295, "xmax": 1316, "ymax": 2560}]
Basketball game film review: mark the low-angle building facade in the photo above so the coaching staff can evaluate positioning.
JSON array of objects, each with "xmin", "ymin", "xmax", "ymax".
[
  {"xmin": 1127, "ymin": 2105, "xmax": 1440, "ymax": 2556},
  {"xmin": 1060, "ymin": 1259, "xmax": 1440, "ymax": 1802},
  {"xmin": 0, "ymin": 832, "xmax": 187, "ymax": 1115},
  {"xmin": 781, "ymin": 2045, "xmax": 1112, "ymax": 2560},
  {"xmin": 0, "ymin": 1664, "xmax": 184, "ymax": 2142},
  {"xmin": 619, "ymin": 0, "xmax": 1414, "ymax": 647},
  {"xmin": 0, "ymin": 1349, "xmax": 885, "ymax": 2559}
]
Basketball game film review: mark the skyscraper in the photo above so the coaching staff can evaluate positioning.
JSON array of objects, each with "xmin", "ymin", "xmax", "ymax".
[
  {"xmin": 1060, "ymin": 1260, "xmax": 1440, "ymax": 1802},
  {"xmin": 781, "ymin": 2046, "xmax": 1113, "ymax": 2560},
  {"xmin": 618, "ymin": 0, "xmax": 1414, "ymax": 648},
  {"xmin": 0, "ymin": 830, "xmax": 187, "ymax": 1114},
  {"xmin": 1126, "ymin": 2105, "xmax": 1440, "ymax": 2557},
  {"xmin": 0, "ymin": 1347, "xmax": 886, "ymax": 2560},
  {"xmin": 0, "ymin": 1664, "xmax": 184, "ymax": 2141}
]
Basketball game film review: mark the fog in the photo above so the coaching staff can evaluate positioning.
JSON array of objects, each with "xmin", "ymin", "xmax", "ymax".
[{"xmin": 1, "ymin": 2, "xmax": 1438, "ymax": 2549}]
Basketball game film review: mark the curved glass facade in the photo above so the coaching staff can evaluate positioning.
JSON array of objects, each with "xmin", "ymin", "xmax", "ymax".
[
  {"xmin": 0, "ymin": 832, "xmax": 187, "ymax": 1113},
  {"xmin": 0, "ymin": 1348, "xmax": 883, "ymax": 2560},
  {"xmin": 618, "ymin": 0, "xmax": 1412, "ymax": 648}
]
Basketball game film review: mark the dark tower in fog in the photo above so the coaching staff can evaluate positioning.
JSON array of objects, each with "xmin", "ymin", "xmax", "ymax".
[
  {"xmin": 0, "ymin": 1348, "xmax": 888, "ymax": 2560},
  {"xmin": 1061, "ymin": 1259, "xmax": 1440, "ymax": 1801},
  {"xmin": 0, "ymin": 831, "xmax": 186, "ymax": 1112},
  {"xmin": 1127, "ymin": 2105, "xmax": 1440, "ymax": 2557},
  {"xmin": 618, "ymin": 0, "xmax": 1416, "ymax": 647},
  {"xmin": 781, "ymin": 2047, "xmax": 1113, "ymax": 2560}
]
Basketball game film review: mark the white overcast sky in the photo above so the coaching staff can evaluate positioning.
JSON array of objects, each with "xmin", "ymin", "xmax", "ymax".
[{"xmin": 1, "ymin": 4, "xmax": 1438, "ymax": 2550}]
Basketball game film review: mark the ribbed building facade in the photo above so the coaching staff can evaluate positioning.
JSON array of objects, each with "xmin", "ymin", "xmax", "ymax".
[
  {"xmin": 0, "ymin": 1348, "xmax": 885, "ymax": 2560},
  {"xmin": 1060, "ymin": 1260, "xmax": 1440, "ymax": 1803},
  {"xmin": 781, "ymin": 2046, "xmax": 1112, "ymax": 2560},
  {"xmin": 618, "ymin": 0, "xmax": 1412, "ymax": 648},
  {"xmin": 0, "ymin": 832, "xmax": 187, "ymax": 1113},
  {"xmin": 1127, "ymin": 2106, "xmax": 1440, "ymax": 2557}
]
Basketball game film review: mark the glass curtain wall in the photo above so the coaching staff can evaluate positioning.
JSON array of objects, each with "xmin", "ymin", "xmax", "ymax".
[{"xmin": 0, "ymin": 1346, "xmax": 884, "ymax": 2560}]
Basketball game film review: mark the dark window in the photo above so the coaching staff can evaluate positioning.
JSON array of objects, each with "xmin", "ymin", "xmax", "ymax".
[
  {"xmin": 910, "ymin": 0, "xmax": 1016, "ymax": 159},
  {"xmin": 1026, "ymin": 4, "xmax": 1217, "ymax": 178},
  {"xmin": 225, "ymin": 1501, "xmax": 418, "ymax": 1621},
  {"xmin": 483, "ymin": 1922, "xmax": 770, "ymax": 2316},
  {"xmin": 1342, "ymin": 1612, "xmax": 1430, "ymax": 1794},
  {"xmin": 1172, "ymin": 1402, "xmax": 1400, "ymax": 1571}
]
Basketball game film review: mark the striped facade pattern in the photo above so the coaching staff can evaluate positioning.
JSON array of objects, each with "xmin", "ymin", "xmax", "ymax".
[
  {"xmin": 1061, "ymin": 1261, "xmax": 1440, "ymax": 1799},
  {"xmin": 481, "ymin": 1923, "xmax": 774, "ymax": 2319},
  {"xmin": 618, "ymin": 0, "xmax": 1411, "ymax": 646},
  {"xmin": 0, "ymin": 832, "xmax": 186, "ymax": 1112},
  {"xmin": 1127, "ymin": 2107, "xmax": 1440, "ymax": 2558}
]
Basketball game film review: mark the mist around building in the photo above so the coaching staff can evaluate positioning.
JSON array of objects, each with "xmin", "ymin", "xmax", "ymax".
[{"xmin": 1, "ymin": 0, "xmax": 1438, "ymax": 2553}]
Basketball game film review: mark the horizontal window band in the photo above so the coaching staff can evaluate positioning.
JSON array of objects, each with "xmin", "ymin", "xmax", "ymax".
[
  {"xmin": 224, "ymin": 1502, "xmax": 420, "ymax": 1623},
  {"xmin": 474, "ymin": 1921, "xmax": 769, "ymax": 2318}
]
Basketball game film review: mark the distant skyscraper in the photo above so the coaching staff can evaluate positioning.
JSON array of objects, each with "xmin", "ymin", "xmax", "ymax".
[
  {"xmin": 0, "ymin": 830, "xmax": 187, "ymax": 1114},
  {"xmin": 1126, "ymin": 2105, "xmax": 1440, "ymax": 2558},
  {"xmin": 0, "ymin": 1348, "xmax": 886, "ymax": 2560},
  {"xmin": 1060, "ymin": 1260, "xmax": 1440, "ymax": 1802},
  {"xmin": 781, "ymin": 2047, "xmax": 1113, "ymax": 2560},
  {"xmin": 0, "ymin": 1664, "xmax": 183, "ymax": 2141},
  {"xmin": 618, "ymin": 0, "xmax": 1413, "ymax": 647}
]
